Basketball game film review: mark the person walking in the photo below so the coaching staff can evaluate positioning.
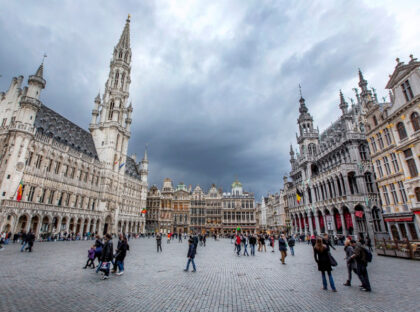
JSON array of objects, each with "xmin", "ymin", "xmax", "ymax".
[
  {"xmin": 184, "ymin": 238, "xmax": 197, "ymax": 272},
  {"xmin": 323, "ymin": 233, "xmax": 336, "ymax": 251},
  {"xmin": 278, "ymin": 234, "xmax": 288, "ymax": 264},
  {"xmin": 343, "ymin": 239, "xmax": 357, "ymax": 286},
  {"xmin": 25, "ymin": 230, "xmax": 35, "ymax": 252},
  {"xmin": 99, "ymin": 233, "xmax": 114, "ymax": 280},
  {"xmin": 366, "ymin": 236, "xmax": 373, "ymax": 252},
  {"xmin": 313, "ymin": 238, "xmax": 337, "ymax": 292},
  {"xmin": 156, "ymin": 233, "xmax": 162, "ymax": 252},
  {"xmin": 242, "ymin": 235, "xmax": 249, "ymax": 256},
  {"xmin": 113, "ymin": 235, "xmax": 128, "ymax": 276},
  {"xmin": 179, "ymin": 233, "xmax": 182, "ymax": 243},
  {"xmin": 351, "ymin": 239, "xmax": 371, "ymax": 292},
  {"xmin": 260, "ymin": 234, "xmax": 266, "ymax": 252},
  {"xmin": 83, "ymin": 245, "xmax": 96, "ymax": 269},
  {"xmin": 20, "ymin": 230, "xmax": 27, "ymax": 252},
  {"xmin": 288, "ymin": 235, "xmax": 295, "ymax": 256},
  {"xmin": 249, "ymin": 234, "xmax": 256, "ymax": 256},
  {"xmin": 270, "ymin": 234, "xmax": 275, "ymax": 252},
  {"xmin": 235, "ymin": 234, "xmax": 242, "ymax": 256}
]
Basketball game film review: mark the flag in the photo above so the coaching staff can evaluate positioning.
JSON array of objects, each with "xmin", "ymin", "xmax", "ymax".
[
  {"xmin": 114, "ymin": 160, "xmax": 119, "ymax": 165},
  {"xmin": 236, "ymin": 226, "xmax": 241, "ymax": 231},
  {"xmin": 355, "ymin": 211, "xmax": 364, "ymax": 218},
  {"xmin": 296, "ymin": 188, "xmax": 303, "ymax": 204},
  {"xmin": 119, "ymin": 163, "xmax": 125, "ymax": 169},
  {"xmin": 16, "ymin": 181, "xmax": 23, "ymax": 201},
  {"xmin": 141, "ymin": 208, "xmax": 147, "ymax": 214}
]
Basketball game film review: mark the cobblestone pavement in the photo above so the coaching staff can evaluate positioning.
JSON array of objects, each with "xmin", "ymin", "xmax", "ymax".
[{"xmin": 0, "ymin": 238, "xmax": 419, "ymax": 312}]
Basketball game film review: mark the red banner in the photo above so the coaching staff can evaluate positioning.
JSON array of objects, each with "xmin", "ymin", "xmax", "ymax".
[
  {"xmin": 355, "ymin": 210, "xmax": 364, "ymax": 218},
  {"xmin": 335, "ymin": 213, "xmax": 342, "ymax": 229},
  {"xmin": 319, "ymin": 215, "xmax": 324, "ymax": 228},
  {"xmin": 344, "ymin": 212, "xmax": 353, "ymax": 228}
]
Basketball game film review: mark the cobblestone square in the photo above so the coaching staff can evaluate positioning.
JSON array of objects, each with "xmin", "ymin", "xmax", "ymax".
[{"xmin": 0, "ymin": 238, "xmax": 419, "ymax": 312}]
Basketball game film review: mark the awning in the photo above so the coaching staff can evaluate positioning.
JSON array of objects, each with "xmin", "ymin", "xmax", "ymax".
[
  {"xmin": 414, "ymin": 211, "xmax": 420, "ymax": 216},
  {"xmin": 384, "ymin": 217, "xmax": 413, "ymax": 222}
]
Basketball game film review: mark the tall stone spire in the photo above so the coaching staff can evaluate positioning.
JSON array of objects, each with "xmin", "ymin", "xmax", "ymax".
[
  {"xmin": 358, "ymin": 68, "xmax": 368, "ymax": 93},
  {"xmin": 339, "ymin": 90, "xmax": 348, "ymax": 114},
  {"xmin": 117, "ymin": 15, "xmax": 131, "ymax": 49}
]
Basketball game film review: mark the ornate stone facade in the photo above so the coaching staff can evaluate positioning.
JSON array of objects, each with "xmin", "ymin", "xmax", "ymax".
[
  {"xmin": 145, "ymin": 179, "xmax": 256, "ymax": 234},
  {"xmin": 0, "ymin": 17, "xmax": 148, "ymax": 237},
  {"xmin": 365, "ymin": 56, "xmax": 420, "ymax": 240},
  {"xmin": 287, "ymin": 73, "xmax": 389, "ymax": 240}
]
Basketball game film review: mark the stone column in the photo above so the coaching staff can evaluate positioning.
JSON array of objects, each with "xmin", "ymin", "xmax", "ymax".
[
  {"xmin": 331, "ymin": 213, "xmax": 337, "ymax": 235},
  {"xmin": 303, "ymin": 215, "xmax": 308, "ymax": 235},
  {"xmin": 351, "ymin": 212, "xmax": 358, "ymax": 239},
  {"xmin": 340, "ymin": 213, "xmax": 347, "ymax": 236},
  {"xmin": 308, "ymin": 214, "xmax": 314, "ymax": 236},
  {"xmin": 386, "ymin": 222, "xmax": 393, "ymax": 240},
  {"xmin": 344, "ymin": 175, "xmax": 351, "ymax": 195},
  {"xmin": 404, "ymin": 222, "xmax": 412, "ymax": 240},
  {"xmin": 315, "ymin": 212, "xmax": 321, "ymax": 234}
]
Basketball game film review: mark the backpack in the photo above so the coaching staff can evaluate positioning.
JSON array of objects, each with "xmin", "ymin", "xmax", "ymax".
[{"xmin": 364, "ymin": 247, "xmax": 373, "ymax": 263}]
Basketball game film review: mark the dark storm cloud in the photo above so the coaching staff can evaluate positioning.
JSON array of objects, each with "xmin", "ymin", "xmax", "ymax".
[{"xmin": 0, "ymin": 0, "xmax": 417, "ymax": 199}]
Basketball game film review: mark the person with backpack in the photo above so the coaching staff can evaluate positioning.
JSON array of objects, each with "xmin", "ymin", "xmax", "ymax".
[
  {"xmin": 314, "ymin": 238, "xmax": 337, "ymax": 292},
  {"xmin": 343, "ymin": 239, "xmax": 357, "ymax": 286},
  {"xmin": 287, "ymin": 236, "xmax": 295, "ymax": 256},
  {"xmin": 351, "ymin": 239, "xmax": 372, "ymax": 292},
  {"xmin": 184, "ymin": 238, "xmax": 197, "ymax": 272}
]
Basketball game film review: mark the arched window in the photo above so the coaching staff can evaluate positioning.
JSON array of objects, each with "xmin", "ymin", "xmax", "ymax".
[
  {"xmin": 397, "ymin": 122, "xmax": 407, "ymax": 140},
  {"xmin": 124, "ymin": 52, "xmax": 129, "ymax": 62},
  {"xmin": 108, "ymin": 101, "xmax": 114, "ymax": 120},
  {"xmin": 114, "ymin": 72, "xmax": 119, "ymax": 88},
  {"xmin": 372, "ymin": 207, "xmax": 382, "ymax": 232},
  {"xmin": 410, "ymin": 112, "xmax": 420, "ymax": 132},
  {"xmin": 118, "ymin": 51, "xmax": 123, "ymax": 59},
  {"xmin": 364, "ymin": 172, "xmax": 374, "ymax": 193},
  {"xmin": 415, "ymin": 187, "xmax": 420, "ymax": 202}
]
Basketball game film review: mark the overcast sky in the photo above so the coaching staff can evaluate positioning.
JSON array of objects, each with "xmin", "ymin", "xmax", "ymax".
[{"xmin": 1, "ymin": 0, "xmax": 419, "ymax": 200}]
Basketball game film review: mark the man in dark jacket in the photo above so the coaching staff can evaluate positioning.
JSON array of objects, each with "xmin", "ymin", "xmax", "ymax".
[
  {"xmin": 351, "ymin": 240, "xmax": 371, "ymax": 291},
  {"xmin": 184, "ymin": 238, "xmax": 196, "ymax": 272},
  {"xmin": 113, "ymin": 234, "xmax": 128, "ymax": 276},
  {"xmin": 20, "ymin": 230, "xmax": 27, "ymax": 252},
  {"xmin": 287, "ymin": 236, "xmax": 295, "ymax": 256},
  {"xmin": 25, "ymin": 231, "xmax": 35, "ymax": 252},
  {"xmin": 323, "ymin": 233, "xmax": 336, "ymax": 251},
  {"xmin": 249, "ymin": 234, "xmax": 257, "ymax": 256},
  {"xmin": 156, "ymin": 233, "xmax": 162, "ymax": 252},
  {"xmin": 100, "ymin": 234, "xmax": 114, "ymax": 279}
]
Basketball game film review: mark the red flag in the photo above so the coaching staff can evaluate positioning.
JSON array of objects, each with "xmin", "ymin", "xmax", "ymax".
[
  {"xmin": 16, "ymin": 181, "xmax": 23, "ymax": 201},
  {"xmin": 355, "ymin": 211, "xmax": 364, "ymax": 218}
]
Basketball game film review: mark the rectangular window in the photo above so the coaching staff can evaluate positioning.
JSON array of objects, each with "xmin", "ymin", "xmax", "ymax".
[
  {"xmin": 78, "ymin": 170, "xmax": 82, "ymax": 181},
  {"xmin": 11, "ymin": 116, "xmax": 15, "ymax": 125},
  {"xmin": 39, "ymin": 189, "xmax": 45, "ymax": 203},
  {"xmin": 398, "ymin": 181, "xmax": 407, "ymax": 203},
  {"xmin": 26, "ymin": 152, "xmax": 33, "ymax": 166},
  {"xmin": 65, "ymin": 193, "xmax": 70, "ymax": 206},
  {"xmin": 390, "ymin": 183, "xmax": 399, "ymax": 204},
  {"xmin": 35, "ymin": 155, "xmax": 43, "ymax": 169},
  {"xmin": 2, "ymin": 118, "xmax": 7, "ymax": 127},
  {"xmin": 48, "ymin": 190, "xmax": 55, "ymax": 205},
  {"xmin": 54, "ymin": 161, "xmax": 61, "ymax": 174},
  {"xmin": 57, "ymin": 192, "xmax": 63, "ymax": 206},
  {"xmin": 382, "ymin": 186, "xmax": 390, "ymax": 205},
  {"xmin": 383, "ymin": 156, "xmax": 391, "ymax": 175},
  {"xmin": 63, "ymin": 165, "xmax": 69, "ymax": 177},
  {"xmin": 47, "ymin": 159, "xmax": 53, "ymax": 172},
  {"xmin": 390, "ymin": 153, "xmax": 400, "ymax": 172},
  {"xmin": 376, "ymin": 160, "xmax": 383, "ymax": 178},
  {"xmin": 84, "ymin": 172, "xmax": 88, "ymax": 182},
  {"xmin": 401, "ymin": 80, "xmax": 414, "ymax": 102},
  {"xmin": 384, "ymin": 128, "xmax": 392, "ymax": 145},
  {"xmin": 74, "ymin": 195, "xmax": 78, "ymax": 208},
  {"xmin": 404, "ymin": 149, "xmax": 418, "ymax": 177},
  {"xmin": 371, "ymin": 138, "xmax": 377, "ymax": 153},
  {"xmin": 70, "ymin": 167, "xmax": 75, "ymax": 179},
  {"xmin": 27, "ymin": 186, "xmax": 35, "ymax": 202},
  {"xmin": 377, "ymin": 133, "xmax": 384, "ymax": 149}
]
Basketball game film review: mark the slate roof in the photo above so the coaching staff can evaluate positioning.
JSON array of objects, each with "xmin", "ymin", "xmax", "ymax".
[
  {"xmin": 125, "ymin": 156, "xmax": 142, "ymax": 180},
  {"xmin": 34, "ymin": 104, "xmax": 98, "ymax": 159}
]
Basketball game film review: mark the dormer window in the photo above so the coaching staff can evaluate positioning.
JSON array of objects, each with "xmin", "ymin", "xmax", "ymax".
[
  {"xmin": 401, "ymin": 80, "xmax": 414, "ymax": 102},
  {"xmin": 373, "ymin": 115, "xmax": 378, "ymax": 126}
]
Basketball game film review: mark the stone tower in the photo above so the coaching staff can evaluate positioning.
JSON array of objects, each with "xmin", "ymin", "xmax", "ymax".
[
  {"xmin": 296, "ymin": 89, "xmax": 319, "ymax": 157},
  {"xmin": 90, "ymin": 16, "xmax": 133, "ymax": 171}
]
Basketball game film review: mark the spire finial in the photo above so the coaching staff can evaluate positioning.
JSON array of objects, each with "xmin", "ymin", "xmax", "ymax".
[
  {"xmin": 142, "ymin": 144, "xmax": 148, "ymax": 162},
  {"xmin": 299, "ymin": 84, "xmax": 303, "ymax": 98},
  {"xmin": 127, "ymin": 14, "xmax": 131, "ymax": 21},
  {"xmin": 42, "ymin": 53, "xmax": 47, "ymax": 65}
]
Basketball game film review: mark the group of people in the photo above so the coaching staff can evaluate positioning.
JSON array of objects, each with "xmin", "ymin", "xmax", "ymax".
[{"xmin": 82, "ymin": 233, "xmax": 129, "ymax": 280}]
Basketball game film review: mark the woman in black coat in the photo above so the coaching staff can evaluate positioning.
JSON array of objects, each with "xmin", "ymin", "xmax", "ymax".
[
  {"xmin": 314, "ymin": 238, "xmax": 337, "ymax": 292},
  {"xmin": 100, "ymin": 234, "xmax": 114, "ymax": 279},
  {"xmin": 114, "ymin": 235, "xmax": 128, "ymax": 276}
]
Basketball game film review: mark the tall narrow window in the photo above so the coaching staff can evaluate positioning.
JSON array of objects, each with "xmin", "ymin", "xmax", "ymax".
[
  {"xmin": 121, "ymin": 73, "xmax": 125, "ymax": 90},
  {"xmin": 35, "ymin": 155, "xmax": 43, "ymax": 169},
  {"xmin": 27, "ymin": 186, "xmax": 35, "ymax": 202},
  {"xmin": 359, "ymin": 144, "xmax": 368, "ymax": 160},
  {"xmin": 404, "ymin": 148, "xmax": 418, "ymax": 177},
  {"xmin": 383, "ymin": 156, "xmax": 391, "ymax": 175},
  {"xmin": 48, "ymin": 190, "xmax": 55, "ymax": 205},
  {"xmin": 376, "ymin": 160, "xmax": 383, "ymax": 178},
  {"xmin": 384, "ymin": 128, "xmax": 392, "ymax": 145},
  {"xmin": 371, "ymin": 138, "xmax": 377, "ymax": 153},
  {"xmin": 39, "ymin": 189, "xmax": 45, "ymax": 203},
  {"xmin": 382, "ymin": 186, "xmax": 390, "ymax": 205},
  {"xmin": 26, "ymin": 152, "xmax": 33, "ymax": 166},
  {"xmin": 397, "ymin": 122, "xmax": 408, "ymax": 140},
  {"xmin": 390, "ymin": 153, "xmax": 400, "ymax": 172},
  {"xmin": 398, "ymin": 181, "xmax": 407, "ymax": 203},
  {"xmin": 373, "ymin": 115, "xmax": 378, "ymax": 126},
  {"xmin": 54, "ymin": 161, "xmax": 61, "ymax": 174},
  {"xmin": 114, "ymin": 72, "xmax": 119, "ymax": 88},
  {"xmin": 364, "ymin": 172, "xmax": 374, "ymax": 193},
  {"xmin": 377, "ymin": 133, "xmax": 384, "ymax": 149},
  {"xmin": 108, "ymin": 101, "xmax": 114, "ymax": 120},
  {"xmin": 401, "ymin": 80, "xmax": 414, "ymax": 102},
  {"xmin": 415, "ymin": 187, "xmax": 420, "ymax": 202},
  {"xmin": 389, "ymin": 183, "xmax": 399, "ymax": 204},
  {"xmin": 410, "ymin": 112, "xmax": 420, "ymax": 132}
]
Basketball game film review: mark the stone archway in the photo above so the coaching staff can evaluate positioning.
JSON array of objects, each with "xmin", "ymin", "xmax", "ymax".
[
  {"xmin": 16, "ymin": 215, "xmax": 29, "ymax": 233},
  {"xmin": 69, "ymin": 218, "xmax": 75, "ymax": 233},
  {"xmin": 354, "ymin": 204, "xmax": 367, "ymax": 239},
  {"xmin": 103, "ymin": 215, "xmax": 112, "ymax": 235},
  {"xmin": 61, "ymin": 217, "xmax": 68, "ymax": 233},
  {"xmin": 76, "ymin": 218, "xmax": 83, "ymax": 235},
  {"xmin": 30, "ymin": 215, "xmax": 40, "ymax": 235},
  {"xmin": 83, "ymin": 219, "xmax": 89, "ymax": 235},
  {"xmin": 89, "ymin": 219, "xmax": 95, "ymax": 233},
  {"xmin": 342, "ymin": 206, "xmax": 353, "ymax": 235},
  {"xmin": 40, "ymin": 216, "xmax": 51, "ymax": 236}
]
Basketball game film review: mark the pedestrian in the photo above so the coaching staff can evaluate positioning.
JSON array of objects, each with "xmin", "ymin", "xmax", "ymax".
[
  {"xmin": 184, "ymin": 238, "xmax": 197, "ymax": 272},
  {"xmin": 343, "ymin": 239, "xmax": 357, "ymax": 286},
  {"xmin": 366, "ymin": 236, "xmax": 373, "ymax": 252},
  {"xmin": 270, "ymin": 234, "xmax": 275, "ymax": 252},
  {"xmin": 313, "ymin": 238, "xmax": 337, "ymax": 292},
  {"xmin": 257, "ymin": 234, "xmax": 262, "ymax": 252},
  {"xmin": 278, "ymin": 234, "xmax": 288, "ymax": 264},
  {"xmin": 83, "ymin": 245, "xmax": 96, "ymax": 269},
  {"xmin": 242, "ymin": 235, "xmax": 249, "ymax": 256},
  {"xmin": 20, "ymin": 230, "xmax": 27, "ymax": 252},
  {"xmin": 351, "ymin": 239, "xmax": 372, "ymax": 292},
  {"xmin": 99, "ymin": 233, "xmax": 114, "ymax": 280},
  {"xmin": 156, "ymin": 233, "xmax": 162, "ymax": 252},
  {"xmin": 323, "ymin": 233, "xmax": 336, "ymax": 251},
  {"xmin": 193, "ymin": 233, "xmax": 198, "ymax": 253},
  {"xmin": 113, "ymin": 234, "xmax": 128, "ymax": 276},
  {"xmin": 235, "ymin": 234, "xmax": 241, "ymax": 256},
  {"xmin": 260, "ymin": 234, "xmax": 266, "ymax": 252},
  {"xmin": 25, "ymin": 230, "xmax": 35, "ymax": 252},
  {"xmin": 310, "ymin": 235, "xmax": 316, "ymax": 247},
  {"xmin": 167, "ymin": 233, "xmax": 171, "ymax": 244},
  {"xmin": 203, "ymin": 235, "xmax": 206, "ymax": 247},
  {"xmin": 179, "ymin": 233, "xmax": 182, "ymax": 243},
  {"xmin": 249, "ymin": 234, "xmax": 256, "ymax": 256},
  {"xmin": 287, "ymin": 235, "xmax": 295, "ymax": 256}
]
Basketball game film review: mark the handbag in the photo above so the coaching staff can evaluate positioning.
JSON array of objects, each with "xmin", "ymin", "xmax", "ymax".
[{"xmin": 328, "ymin": 252, "xmax": 338, "ymax": 267}]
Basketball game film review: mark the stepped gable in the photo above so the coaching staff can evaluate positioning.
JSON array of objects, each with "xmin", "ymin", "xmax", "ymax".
[
  {"xmin": 34, "ymin": 104, "xmax": 98, "ymax": 158},
  {"xmin": 125, "ymin": 156, "xmax": 141, "ymax": 180}
]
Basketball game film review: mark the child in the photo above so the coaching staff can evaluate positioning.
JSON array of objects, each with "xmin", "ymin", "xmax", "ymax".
[
  {"xmin": 184, "ymin": 238, "xmax": 196, "ymax": 272},
  {"xmin": 83, "ymin": 245, "xmax": 96, "ymax": 269}
]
